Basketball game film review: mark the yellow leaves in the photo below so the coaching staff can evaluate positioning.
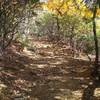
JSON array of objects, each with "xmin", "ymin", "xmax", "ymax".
[
  {"xmin": 43, "ymin": 0, "xmax": 100, "ymax": 18},
  {"xmin": 43, "ymin": 0, "xmax": 81, "ymax": 15},
  {"xmin": 43, "ymin": 0, "xmax": 66, "ymax": 15},
  {"xmin": 96, "ymin": 9, "xmax": 100, "ymax": 16},
  {"xmin": 80, "ymin": 6, "xmax": 92, "ymax": 17}
]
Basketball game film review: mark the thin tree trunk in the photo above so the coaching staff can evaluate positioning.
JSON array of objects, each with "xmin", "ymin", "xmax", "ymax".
[
  {"xmin": 82, "ymin": 4, "xmax": 100, "ymax": 100},
  {"xmin": 92, "ymin": 5, "xmax": 99, "ymax": 79},
  {"xmin": 56, "ymin": 16, "xmax": 60, "ymax": 42}
]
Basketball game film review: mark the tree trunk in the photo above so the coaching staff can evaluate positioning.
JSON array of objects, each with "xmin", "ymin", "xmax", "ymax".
[
  {"xmin": 92, "ymin": 5, "xmax": 99, "ymax": 79},
  {"xmin": 82, "ymin": 4, "xmax": 100, "ymax": 100}
]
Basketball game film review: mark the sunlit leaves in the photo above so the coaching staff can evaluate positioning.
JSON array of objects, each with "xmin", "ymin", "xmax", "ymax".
[{"xmin": 43, "ymin": 0, "xmax": 100, "ymax": 18}]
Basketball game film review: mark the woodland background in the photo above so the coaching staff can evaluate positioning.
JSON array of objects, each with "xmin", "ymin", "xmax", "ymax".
[{"xmin": 0, "ymin": 0, "xmax": 100, "ymax": 100}]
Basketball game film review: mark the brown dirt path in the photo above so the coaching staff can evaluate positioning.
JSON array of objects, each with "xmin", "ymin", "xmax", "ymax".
[{"xmin": 0, "ymin": 37, "xmax": 99, "ymax": 100}]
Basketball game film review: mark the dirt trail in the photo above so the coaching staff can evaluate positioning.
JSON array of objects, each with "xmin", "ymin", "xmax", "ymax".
[{"xmin": 0, "ymin": 38, "xmax": 98, "ymax": 100}]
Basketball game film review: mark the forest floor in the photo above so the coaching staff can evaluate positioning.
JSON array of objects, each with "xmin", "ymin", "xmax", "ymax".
[{"xmin": 0, "ymin": 36, "xmax": 100, "ymax": 100}]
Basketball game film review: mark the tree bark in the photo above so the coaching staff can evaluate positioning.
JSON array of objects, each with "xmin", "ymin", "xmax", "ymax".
[
  {"xmin": 82, "ymin": 4, "xmax": 100, "ymax": 100},
  {"xmin": 92, "ymin": 5, "xmax": 99, "ymax": 79}
]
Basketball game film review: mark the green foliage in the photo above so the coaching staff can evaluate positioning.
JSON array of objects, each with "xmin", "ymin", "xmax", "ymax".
[
  {"xmin": 34, "ymin": 12, "xmax": 97, "ymax": 55},
  {"xmin": 34, "ymin": 12, "xmax": 57, "ymax": 36},
  {"xmin": 31, "ymin": 0, "xmax": 39, "ymax": 3}
]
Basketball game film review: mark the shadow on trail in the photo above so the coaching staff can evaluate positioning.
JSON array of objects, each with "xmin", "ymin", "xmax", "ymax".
[{"xmin": 0, "ymin": 45, "xmax": 98, "ymax": 100}]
